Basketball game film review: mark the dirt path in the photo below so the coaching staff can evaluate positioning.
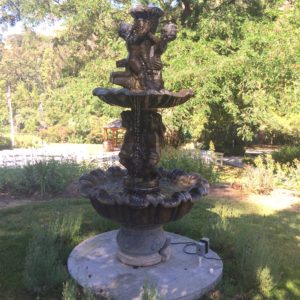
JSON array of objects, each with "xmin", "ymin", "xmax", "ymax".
[
  {"xmin": 210, "ymin": 185, "xmax": 300, "ymax": 212},
  {"xmin": 0, "ymin": 193, "xmax": 41, "ymax": 210}
]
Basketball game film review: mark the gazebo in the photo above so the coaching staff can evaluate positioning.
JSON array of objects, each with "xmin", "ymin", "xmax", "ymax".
[{"xmin": 103, "ymin": 119, "xmax": 124, "ymax": 151}]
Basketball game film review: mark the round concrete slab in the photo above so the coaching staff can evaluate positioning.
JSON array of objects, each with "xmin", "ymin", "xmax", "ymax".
[{"xmin": 68, "ymin": 230, "xmax": 223, "ymax": 300}]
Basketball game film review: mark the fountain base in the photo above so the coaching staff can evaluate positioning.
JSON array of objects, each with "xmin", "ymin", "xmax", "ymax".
[
  {"xmin": 117, "ymin": 225, "xmax": 171, "ymax": 266},
  {"xmin": 68, "ymin": 230, "xmax": 223, "ymax": 300}
]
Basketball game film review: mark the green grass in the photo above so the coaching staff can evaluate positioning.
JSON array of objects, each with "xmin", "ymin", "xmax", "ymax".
[{"xmin": 0, "ymin": 197, "xmax": 299, "ymax": 299}]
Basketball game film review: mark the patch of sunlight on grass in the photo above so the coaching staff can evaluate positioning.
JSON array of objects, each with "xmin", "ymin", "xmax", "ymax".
[
  {"xmin": 206, "ymin": 196, "xmax": 270, "ymax": 216},
  {"xmin": 286, "ymin": 280, "xmax": 300, "ymax": 297}
]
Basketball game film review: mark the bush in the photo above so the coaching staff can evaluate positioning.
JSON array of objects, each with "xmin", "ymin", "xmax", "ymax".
[
  {"xmin": 23, "ymin": 229, "xmax": 67, "ymax": 295},
  {"xmin": 257, "ymin": 266, "xmax": 275, "ymax": 298},
  {"xmin": 160, "ymin": 147, "xmax": 219, "ymax": 183},
  {"xmin": 0, "ymin": 160, "xmax": 93, "ymax": 197},
  {"xmin": 23, "ymin": 213, "xmax": 82, "ymax": 296},
  {"xmin": 0, "ymin": 167, "xmax": 25, "ymax": 194},
  {"xmin": 242, "ymin": 155, "xmax": 276, "ymax": 194},
  {"xmin": 39, "ymin": 125, "xmax": 75, "ymax": 143},
  {"xmin": 272, "ymin": 145, "xmax": 300, "ymax": 165},
  {"xmin": 0, "ymin": 135, "xmax": 11, "ymax": 150},
  {"xmin": 1, "ymin": 133, "xmax": 43, "ymax": 149},
  {"xmin": 242, "ymin": 155, "xmax": 300, "ymax": 193},
  {"xmin": 14, "ymin": 134, "xmax": 43, "ymax": 148},
  {"xmin": 233, "ymin": 226, "xmax": 279, "ymax": 296}
]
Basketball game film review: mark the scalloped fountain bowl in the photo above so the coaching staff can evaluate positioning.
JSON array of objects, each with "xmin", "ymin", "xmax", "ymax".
[
  {"xmin": 79, "ymin": 166, "xmax": 209, "ymax": 266},
  {"xmin": 93, "ymin": 88, "xmax": 194, "ymax": 109},
  {"xmin": 79, "ymin": 166, "xmax": 209, "ymax": 226}
]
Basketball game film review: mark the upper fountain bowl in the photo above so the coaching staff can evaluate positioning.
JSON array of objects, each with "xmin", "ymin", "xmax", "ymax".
[{"xmin": 93, "ymin": 88, "xmax": 194, "ymax": 109}]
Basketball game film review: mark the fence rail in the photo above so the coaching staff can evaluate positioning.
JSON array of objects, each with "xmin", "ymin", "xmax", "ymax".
[
  {"xmin": 199, "ymin": 150, "xmax": 224, "ymax": 166},
  {"xmin": 0, "ymin": 148, "xmax": 225, "ymax": 168},
  {"xmin": 0, "ymin": 148, "xmax": 119, "ymax": 168}
]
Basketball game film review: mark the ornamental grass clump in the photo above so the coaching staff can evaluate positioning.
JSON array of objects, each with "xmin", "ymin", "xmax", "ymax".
[
  {"xmin": 272, "ymin": 145, "xmax": 300, "ymax": 165},
  {"xmin": 23, "ymin": 213, "xmax": 82, "ymax": 296},
  {"xmin": 231, "ymin": 222, "xmax": 281, "ymax": 299},
  {"xmin": 0, "ymin": 159, "xmax": 95, "ymax": 198},
  {"xmin": 242, "ymin": 154, "xmax": 300, "ymax": 193},
  {"xmin": 160, "ymin": 147, "xmax": 219, "ymax": 184},
  {"xmin": 242, "ymin": 155, "xmax": 276, "ymax": 194}
]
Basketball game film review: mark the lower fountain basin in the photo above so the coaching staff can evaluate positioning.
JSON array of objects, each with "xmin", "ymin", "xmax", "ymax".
[
  {"xmin": 79, "ymin": 166, "xmax": 209, "ymax": 266},
  {"xmin": 79, "ymin": 166, "xmax": 209, "ymax": 227}
]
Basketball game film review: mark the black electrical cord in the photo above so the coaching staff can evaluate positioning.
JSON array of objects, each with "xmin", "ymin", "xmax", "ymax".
[{"xmin": 170, "ymin": 241, "xmax": 222, "ymax": 261}]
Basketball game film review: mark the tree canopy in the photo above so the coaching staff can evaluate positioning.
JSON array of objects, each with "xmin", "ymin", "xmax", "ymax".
[{"xmin": 1, "ymin": 0, "xmax": 299, "ymax": 153}]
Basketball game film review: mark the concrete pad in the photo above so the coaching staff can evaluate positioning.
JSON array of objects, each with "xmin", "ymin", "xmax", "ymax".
[{"xmin": 68, "ymin": 230, "xmax": 223, "ymax": 300}]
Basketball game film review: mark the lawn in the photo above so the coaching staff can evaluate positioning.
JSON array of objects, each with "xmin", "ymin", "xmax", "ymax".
[{"xmin": 0, "ymin": 196, "xmax": 299, "ymax": 300}]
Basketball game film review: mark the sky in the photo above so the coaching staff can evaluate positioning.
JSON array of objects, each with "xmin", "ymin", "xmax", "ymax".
[{"xmin": 0, "ymin": 20, "xmax": 64, "ymax": 40}]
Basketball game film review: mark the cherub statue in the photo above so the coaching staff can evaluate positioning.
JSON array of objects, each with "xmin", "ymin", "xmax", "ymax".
[{"xmin": 110, "ymin": 6, "xmax": 176, "ymax": 91}]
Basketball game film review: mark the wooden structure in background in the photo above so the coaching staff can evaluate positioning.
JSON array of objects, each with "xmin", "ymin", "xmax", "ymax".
[{"xmin": 103, "ymin": 119, "xmax": 124, "ymax": 151}]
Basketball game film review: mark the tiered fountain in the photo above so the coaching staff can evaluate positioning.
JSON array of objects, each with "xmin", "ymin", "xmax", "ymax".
[{"xmin": 68, "ymin": 6, "xmax": 222, "ymax": 299}]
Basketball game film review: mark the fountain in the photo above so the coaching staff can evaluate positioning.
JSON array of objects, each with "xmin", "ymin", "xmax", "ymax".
[{"xmin": 68, "ymin": 6, "xmax": 222, "ymax": 299}]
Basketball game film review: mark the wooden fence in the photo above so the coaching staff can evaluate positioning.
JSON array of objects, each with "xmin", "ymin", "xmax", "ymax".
[{"xmin": 0, "ymin": 148, "xmax": 119, "ymax": 168}]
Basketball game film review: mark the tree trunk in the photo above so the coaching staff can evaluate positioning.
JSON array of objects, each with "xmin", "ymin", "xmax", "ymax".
[{"xmin": 6, "ymin": 84, "xmax": 15, "ymax": 147}]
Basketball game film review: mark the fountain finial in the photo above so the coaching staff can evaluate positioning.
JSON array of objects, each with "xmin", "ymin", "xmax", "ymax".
[{"xmin": 110, "ymin": 5, "xmax": 177, "ymax": 91}]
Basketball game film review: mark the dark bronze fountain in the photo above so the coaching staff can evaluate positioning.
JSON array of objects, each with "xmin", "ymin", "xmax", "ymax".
[{"xmin": 79, "ymin": 6, "xmax": 209, "ymax": 267}]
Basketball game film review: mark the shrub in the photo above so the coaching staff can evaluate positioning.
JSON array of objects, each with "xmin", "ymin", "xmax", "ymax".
[
  {"xmin": 0, "ymin": 167, "xmax": 26, "ymax": 194},
  {"xmin": 0, "ymin": 135, "xmax": 11, "ymax": 150},
  {"xmin": 23, "ymin": 229, "xmax": 67, "ymax": 295},
  {"xmin": 242, "ymin": 155, "xmax": 276, "ymax": 194},
  {"xmin": 272, "ymin": 145, "xmax": 300, "ymax": 165},
  {"xmin": 233, "ymin": 227, "xmax": 279, "ymax": 295},
  {"xmin": 23, "ymin": 213, "xmax": 82, "ymax": 296},
  {"xmin": 242, "ymin": 156, "xmax": 255, "ymax": 166},
  {"xmin": 257, "ymin": 266, "xmax": 275, "ymax": 298},
  {"xmin": 0, "ymin": 160, "xmax": 93, "ymax": 197},
  {"xmin": 0, "ymin": 133, "xmax": 43, "ymax": 149},
  {"xmin": 160, "ymin": 147, "xmax": 219, "ymax": 183},
  {"xmin": 39, "ymin": 125, "xmax": 75, "ymax": 143},
  {"xmin": 14, "ymin": 134, "xmax": 43, "ymax": 148},
  {"xmin": 242, "ymin": 155, "xmax": 300, "ymax": 193}
]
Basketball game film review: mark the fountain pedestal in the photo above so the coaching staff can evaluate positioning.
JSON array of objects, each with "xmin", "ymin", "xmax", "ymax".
[
  {"xmin": 116, "ymin": 225, "xmax": 171, "ymax": 266},
  {"xmin": 68, "ymin": 231, "xmax": 223, "ymax": 300}
]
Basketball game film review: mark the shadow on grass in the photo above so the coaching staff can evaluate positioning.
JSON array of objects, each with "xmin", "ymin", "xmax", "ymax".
[
  {"xmin": 0, "ymin": 197, "xmax": 299, "ymax": 299},
  {"xmin": 167, "ymin": 198, "xmax": 300, "ymax": 299}
]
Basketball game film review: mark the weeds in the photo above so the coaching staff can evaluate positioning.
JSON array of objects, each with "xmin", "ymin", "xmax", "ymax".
[
  {"xmin": 242, "ymin": 155, "xmax": 275, "ymax": 194},
  {"xmin": 23, "ymin": 228, "xmax": 67, "ymax": 295},
  {"xmin": 23, "ymin": 212, "xmax": 82, "ymax": 296},
  {"xmin": 0, "ymin": 159, "xmax": 95, "ymax": 197},
  {"xmin": 242, "ymin": 154, "xmax": 300, "ymax": 193},
  {"xmin": 62, "ymin": 280, "xmax": 78, "ymax": 300},
  {"xmin": 272, "ymin": 145, "xmax": 300, "ymax": 165},
  {"xmin": 160, "ymin": 147, "xmax": 219, "ymax": 183},
  {"xmin": 142, "ymin": 281, "xmax": 161, "ymax": 300}
]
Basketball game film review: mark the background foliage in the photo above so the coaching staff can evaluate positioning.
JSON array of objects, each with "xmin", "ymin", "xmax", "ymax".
[{"xmin": 1, "ymin": 0, "xmax": 300, "ymax": 154}]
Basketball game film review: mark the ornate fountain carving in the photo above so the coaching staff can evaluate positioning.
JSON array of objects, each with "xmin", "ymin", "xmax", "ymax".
[
  {"xmin": 80, "ymin": 6, "xmax": 208, "ymax": 267},
  {"xmin": 110, "ymin": 6, "xmax": 177, "ymax": 91}
]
